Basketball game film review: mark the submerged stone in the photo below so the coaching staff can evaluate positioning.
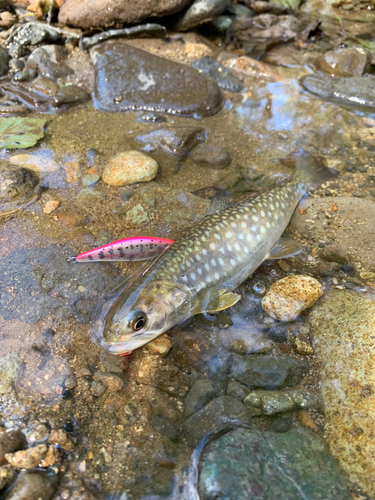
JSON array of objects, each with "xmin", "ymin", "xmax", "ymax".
[
  {"xmin": 191, "ymin": 56, "xmax": 243, "ymax": 92},
  {"xmin": 136, "ymin": 127, "xmax": 206, "ymax": 158},
  {"xmin": 0, "ymin": 164, "xmax": 38, "ymax": 204},
  {"xmin": 26, "ymin": 45, "xmax": 73, "ymax": 80},
  {"xmin": 300, "ymin": 73, "xmax": 375, "ymax": 110},
  {"xmin": 191, "ymin": 144, "xmax": 231, "ymax": 168},
  {"xmin": 5, "ymin": 470, "xmax": 58, "ymax": 500},
  {"xmin": 199, "ymin": 427, "xmax": 351, "ymax": 500},
  {"xmin": 309, "ymin": 290, "xmax": 375, "ymax": 498},
  {"xmin": 311, "ymin": 47, "xmax": 372, "ymax": 77},
  {"xmin": 0, "ymin": 354, "xmax": 23, "ymax": 395},
  {"xmin": 102, "ymin": 151, "xmax": 158, "ymax": 187},
  {"xmin": 243, "ymin": 389, "xmax": 319, "ymax": 416},
  {"xmin": 91, "ymin": 41, "xmax": 224, "ymax": 117}
]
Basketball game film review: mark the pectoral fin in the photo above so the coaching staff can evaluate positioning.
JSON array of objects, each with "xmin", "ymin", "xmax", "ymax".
[
  {"xmin": 207, "ymin": 192, "xmax": 238, "ymax": 215},
  {"xmin": 267, "ymin": 234, "xmax": 302, "ymax": 260},
  {"xmin": 202, "ymin": 289, "xmax": 241, "ymax": 314}
]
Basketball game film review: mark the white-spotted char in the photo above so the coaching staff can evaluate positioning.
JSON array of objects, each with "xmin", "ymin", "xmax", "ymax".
[{"xmin": 103, "ymin": 151, "xmax": 335, "ymax": 354}]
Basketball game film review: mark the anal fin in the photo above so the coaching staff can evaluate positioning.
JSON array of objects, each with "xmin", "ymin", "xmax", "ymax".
[
  {"xmin": 267, "ymin": 234, "xmax": 302, "ymax": 260},
  {"xmin": 202, "ymin": 289, "xmax": 241, "ymax": 314}
]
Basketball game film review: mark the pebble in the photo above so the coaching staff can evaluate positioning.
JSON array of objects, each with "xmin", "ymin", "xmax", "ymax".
[
  {"xmin": 90, "ymin": 381, "xmax": 106, "ymax": 397},
  {"xmin": 150, "ymin": 414, "xmax": 178, "ymax": 442},
  {"xmin": 82, "ymin": 174, "xmax": 100, "ymax": 187},
  {"xmin": 262, "ymin": 275, "xmax": 323, "ymax": 322},
  {"xmin": 146, "ymin": 334, "xmax": 173, "ymax": 356},
  {"xmin": 0, "ymin": 430, "xmax": 27, "ymax": 466},
  {"xmin": 199, "ymin": 428, "xmax": 351, "ymax": 500},
  {"xmin": 52, "ymin": 85, "xmax": 90, "ymax": 107},
  {"xmin": 26, "ymin": 423, "xmax": 50, "ymax": 444},
  {"xmin": 91, "ymin": 41, "xmax": 223, "ymax": 117},
  {"xmin": 0, "ymin": 464, "xmax": 16, "ymax": 490},
  {"xmin": 243, "ymin": 389, "xmax": 319, "ymax": 416},
  {"xmin": 26, "ymin": 45, "xmax": 73, "ymax": 80},
  {"xmin": 5, "ymin": 470, "xmax": 58, "ymax": 500},
  {"xmin": 311, "ymin": 47, "xmax": 372, "ymax": 77},
  {"xmin": 293, "ymin": 334, "xmax": 314, "ymax": 355},
  {"xmin": 191, "ymin": 56, "xmax": 243, "ymax": 93},
  {"xmin": 102, "ymin": 151, "xmax": 158, "ymax": 187},
  {"xmin": 43, "ymin": 200, "xmax": 60, "ymax": 214},
  {"xmin": 309, "ymin": 290, "xmax": 375, "ymax": 497},
  {"xmin": 183, "ymin": 396, "xmax": 252, "ymax": 447},
  {"xmin": 125, "ymin": 204, "xmax": 150, "ymax": 226},
  {"xmin": 5, "ymin": 443, "xmax": 48, "ymax": 468},
  {"xmin": 184, "ymin": 380, "xmax": 217, "ymax": 417},
  {"xmin": 77, "ymin": 367, "xmax": 92, "ymax": 377},
  {"xmin": 230, "ymin": 354, "xmax": 307, "ymax": 390},
  {"xmin": 93, "ymin": 372, "xmax": 123, "ymax": 392},
  {"xmin": 136, "ymin": 112, "xmax": 167, "ymax": 123},
  {"xmin": 0, "ymin": 164, "xmax": 38, "ymax": 205},
  {"xmin": 0, "ymin": 353, "xmax": 23, "ymax": 396},
  {"xmin": 191, "ymin": 144, "xmax": 231, "ymax": 169},
  {"xmin": 298, "ymin": 410, "xmax": 318, "ymax": 432},
  {"xmin": 64, "ymin": 377, "xmax": 77, "ymax": 390},
  {"xmin": 48, "ymin": 429, "xmax": 74, "ymax": 451},
  {"xmin": 174, "ymin": 0, "xmax": 231, "ymax": 31},
  {"xmin": 226, "ymin": 380, "xmax": 250, "ymax": 401},
  {"xmin": 9, "ymin": 152, "xmax": 60, "ymax": 173}
]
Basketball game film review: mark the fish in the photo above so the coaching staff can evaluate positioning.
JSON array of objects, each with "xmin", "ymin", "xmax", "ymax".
[
  {"xmin": 67, "ymin": 236, "xmax": 174, "ymax": 262},
  {"xmin": 102, "ymin": 150, "xmax": 335, "ymax": 354}
]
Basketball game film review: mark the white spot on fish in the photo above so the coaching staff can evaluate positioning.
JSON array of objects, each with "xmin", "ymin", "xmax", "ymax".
[
  {"xmin": 234, "ymin": 243, "xmax": 240, "ymax": 251},
  {"xmin": 261, "ymin": 210, "xmax": 265, "ymax": 217},
  {"xmin": 251, "ymin": 225, "xmax": 257, "ymax": 232},
  {"xmin": 260, "ymin": 226, "xmax": 266, "ymax": 234},
  {"xmin": 214, "ymin": 234, "xmax": 221, "ymax": 240},
  {"xmin": 197, "ymin": 267, "xmax": 202, "ymax": 275},
  {"xmin": 241, "ymin": 222, "xmax": 247, "ymax": 229},
  {"xmin": 247, "ymin": 234, "xmax": 252, "ymax": 242},
  {"xmin": 225, "ymin": 231, "xmax": 233, "ymax": 239},
  {"xmin": 205, "ymin": 263, "xmax": 210, "ymax": 271},
  {"xmin": 218, "ymin": 257, "xmax": 224, "ymax": 265},
  {"xmin": 191, "ymin": 273, "xmax": 196, "ymax": 281},
  {"xmin": 209, "ymin": 242, "xmax": 216, "ymax": 250},
  {"xmin": 211, "ymin": 259, "xmax": 216, "ymax": 267},
  {"xmin": 230, "ymin": 259, "xmax": 236, "ymax": 266},
  {"xmin": 227, "ymin": 243, "xmax": 232, "ymax": 251},
  {"xmin": 252, "ymin": 215, "xmax": 258, "ymax": 222},
  {"xmin": 214, "ymin": 272, "xmax": 220, "ymax": 280}
]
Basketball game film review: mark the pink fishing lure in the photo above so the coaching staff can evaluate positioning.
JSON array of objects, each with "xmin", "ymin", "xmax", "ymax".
[{"xmin": 67, "ymin": 236, "xmax": 175, "ymax": 263}]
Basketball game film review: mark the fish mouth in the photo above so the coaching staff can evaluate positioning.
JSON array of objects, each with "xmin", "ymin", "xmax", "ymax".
[{"xmin": 105, "ymin": 334, "xmax": 158, "ymax": 354}]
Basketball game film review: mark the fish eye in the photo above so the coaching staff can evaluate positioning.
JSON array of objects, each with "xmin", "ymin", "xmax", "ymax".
[{"xmin": 129, "ymin": 311, "xmax": 147, "ymax": 332}]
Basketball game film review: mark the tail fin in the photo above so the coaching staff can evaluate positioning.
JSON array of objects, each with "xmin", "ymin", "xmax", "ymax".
[{"xmin": 285, "ymin": 149, "xmax": 337, "ymax": 191}]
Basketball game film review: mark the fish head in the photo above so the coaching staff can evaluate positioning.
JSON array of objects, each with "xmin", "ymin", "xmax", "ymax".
[{"xmin": 103, "ymin": 280, "xmax": 190, "ymax": 354}]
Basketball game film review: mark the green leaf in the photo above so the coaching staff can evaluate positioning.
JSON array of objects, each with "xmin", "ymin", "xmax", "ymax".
[{"xmin": 0, "ymin": 117, "xmax": 47, "ymax": 150}]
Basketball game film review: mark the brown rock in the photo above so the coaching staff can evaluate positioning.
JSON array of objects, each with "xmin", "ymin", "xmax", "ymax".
[
  {"xmin": 48, "ymin": 429, "xmax": 74, "ymax": 451},
  {"xmin": 0, "ymin": 464, "xmax": 16, "ymax": 490},
  {"xmin": 262, "ymin": 275, "xmax": 323, "ymax": 322},
  {"xmin": 40, "ymin": 446, "xmax": 59, "ymax": 467},
  {"xmin": 5, "ymin": 444, "xmax": 47, "ymax": 469},
  {"xmin": 0, "ymin": 430, "xmax": 27, "ymax": 466},
  {"xmin": 298, "ymin": 410, "xmax": 318, "ymax": 432},
  {"xmin": 312, "ymin": 47, "xmax": 372, "ymax": 77},
  {"xmin": 93, "ymin": 372, "xmax": 123, "ymax": 392},
  {"xmin": 146, "ymin": 334, "xmax": 173, "ymax": 356},
  {"xmin": 58, "ymin": 0, "xmax": 191, "ymax": 29},
  {"xmin": 43, "ymin": 200, "xmax": 60, "ymax": 214}
]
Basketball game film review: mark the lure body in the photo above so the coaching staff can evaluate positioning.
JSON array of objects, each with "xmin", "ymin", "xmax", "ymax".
[{"xmin": 68, "ymin": 236, "xmax": 175, "ymax": 262}]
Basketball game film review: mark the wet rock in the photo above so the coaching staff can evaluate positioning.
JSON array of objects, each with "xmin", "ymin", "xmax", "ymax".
[
  {"xmin": 266, "ymin": 412, "xmax": 292, "ymax": 433},
  {"xmin": 102, "ymin": 151, "xmax": 158, "ymax": 187},
  {"xmin": 150, "ymin": 415, "xmax": 178, "ymax": 442},
  {"xmin": 311, "ymin": 47, "xmax": 372, "ymax": 77},
  {"xmin": 91, "ymin": 41, "xmax": 224, "ymax": 117},
  {"xmin": 262, "ymin": 275, "xmax": 323, "ymax": 322},
  {"xmin": 52, "ymin": 85, "xmax": 90, "ymax": 107},
  {"xmin": 59, "ymin": 0, "xmax": 191, "ymax": 28},
  {"xmin": 191, "ymin": 144, "xmax": 231, "ymax": 169},
  {"xmin": 146, "ymin": 334, "xmax": 173, "ymax": 356},
  {"xmin": 48, "ymin": 429, "xmax": 75, "ymax": 451},
  {"xmin": 0, "ymin": 430, "xmax": 27, "ymax": 466},
  {"xmin": 79, "ymin": 23, "xmax": 167, "ymax": 50},
  {"xmin": 6, "ymin": 23, "xmax": 60, "ymax": 59},
  {"xmin": 5, "ymin": 470, "xmax": 58, "ymax": 500},
  {"xmin": 191, "ymin": 56, "xmax": 243, "ymax": 92},
  {"xmin": 175, "ymin": 0, "xmax": 231, "ymax": 31},
  {"xmin": 0, "ymin": 164, "xmax": 38, "ymax": 204},
  {"xmin": 243, "ymin": 389, "xmax": 319, "ymax": 416},
  {"xmin": 5, "ymin": 443, "xmax": 47, "ymax": 469},
  {"xmin": 184, "ymin": 380, "xmax": 217, "ymax": 417},
  {"xmin": 230, "ymin": 354, "xmax": 307, "ymax": 390},
  {"xmin": 266, "ymin": 323, "xmax": 289, "ymax": 343},
  {"xmin": 290, "ymin": 197, "xmax": 375, "ymax": 272},
  {"xmin": 26, "ymin": 45, "xmax": 73, "ymax": 80},
  {"xmin": 199, "ymin": 427, "xmax": 351, "ymax": 500},
  {"xmin": 222, "ymin": 55, "xmax": 281, "ymax": 82},
  {"xmin": 136, "ymin": 127, "xmax": 206, "ymax": 159},
  {"xmin": 301, "ymin": 73, "xmax": 375, "ymax": 110},
  {"xmin": 43, "ymin": 200, "xmax": 60, "ymax": 214},
  {"xmin": 309, "ymin": 290, "xmax": 375, "ymax": 497},
  {"xmin": 57, "ymin": 211, "xmax": 86, "ymax": 228},
  {"xmin": 124, "ymin": 204, "xmax": 150, "ymax": 226},
  {"xmin": 226, "ymin": 380, "xmax": 250, "ymax": 401},
  {"xmin": 184, "ymin": 396, "xmax": 252, "ymax": 446},
  {"xmin": 202, "ymin": 15, "xmax": 232, "ymax": 33},
  {"xmin": 26, "ymin": 423, "xmax": 50, "ymax": 445},
  {"xmin": 93, "ymin": 372, "xmax": 123, "ymax": 392},
  {"xmin": 0, "ymin": 464, "xmax": 16, "ymax": 490},
  {"xmin": 0, "ymin": 353, "xmax": 23, "ymax": 396},
  {"xmin": 0, "ymin": 47, "xmax": 9, "ymax": 77}
]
